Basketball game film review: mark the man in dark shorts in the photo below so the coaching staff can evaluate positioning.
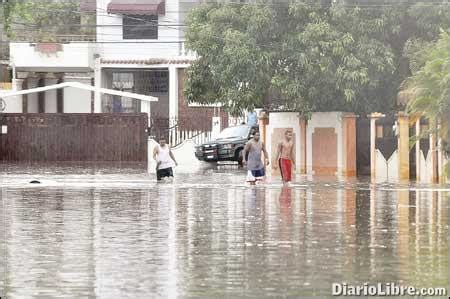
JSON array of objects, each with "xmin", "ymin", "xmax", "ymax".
[
  {"xmin": 153, "ymin": 137, "xmax": 178, "ymax": 181},
  {"xmin": 243, "ymin": 131, "xmax": 269, "ymax": 185}
]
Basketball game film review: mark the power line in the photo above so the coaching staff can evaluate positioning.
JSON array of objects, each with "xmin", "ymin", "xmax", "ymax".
[
  {"xmin": 10, "ymin": 21, "xmax": 187, "ymax": 28},
  {"xmin": 2, "ymin": 1, "xmax": 448, "ymax": 49},
  {"xmin": 0, "ymin": 40, "xmax": 188, "ymax": 44}
]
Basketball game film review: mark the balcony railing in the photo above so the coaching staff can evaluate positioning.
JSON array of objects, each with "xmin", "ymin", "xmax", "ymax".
[{"xmin": 12, "ymin": 35, "xmax": 96, "ymax": 43}]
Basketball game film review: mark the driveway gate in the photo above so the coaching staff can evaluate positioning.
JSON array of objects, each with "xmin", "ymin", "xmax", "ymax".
[{"xmin": 0, "ymin": 113, "xmax": 148, "ymax": 162}]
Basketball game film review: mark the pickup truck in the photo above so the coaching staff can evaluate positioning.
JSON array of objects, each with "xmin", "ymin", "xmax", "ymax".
[{"xmin": 194, "ymin": 124, "xmax": 259, "ymax": 165}]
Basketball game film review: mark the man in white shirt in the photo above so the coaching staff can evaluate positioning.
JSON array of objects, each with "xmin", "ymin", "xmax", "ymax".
[{"xmin": 153, "ymin": 137, "xmax": 178, "ymax": 181}]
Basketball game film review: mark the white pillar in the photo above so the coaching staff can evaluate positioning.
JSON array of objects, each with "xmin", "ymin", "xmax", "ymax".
[
  {"xmin": 370, "ymin": 116, "xmax": 376, "ymax": 179},
  {"xmin": 437, "ymin": 130, "xmax": 444, "ymax": 183},
  {"xmin": 169, "ymin": 66, "xmax": 178, "ymax": 124},
  {"xmin": 415, "ymin": 119, "xmax": 421, "ymax": 181},
  {"xmin": 44, "ymin": 78, "xmax": 58, "ymax": 113},
  {"xmin": 64, "ymin": 77, "xmax": 92, "ymax": 113},
  {"xmin": 5, "ymin": 79, "xmax": 24, "ymax": 113},
  {"xmin": 141, "ymin": 101, "xmax": 151, "ymax": 130},
  {"xmin": 94, "ymin": 57, "xmax": 102, "ymax": 113},
  {"xmin": 26, "ymin": 78, "xmax": 39, "ymax": 113}
]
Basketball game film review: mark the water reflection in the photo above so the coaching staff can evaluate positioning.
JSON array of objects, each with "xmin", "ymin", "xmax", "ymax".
[{"xmin": 0, "ymin": 176, "xmax": 448, "ymax": 298}]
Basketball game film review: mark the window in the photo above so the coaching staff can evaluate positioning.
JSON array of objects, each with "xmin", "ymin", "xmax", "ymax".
[
  {"xmin": 108, "ymin": 72, "xmax": 141, "ymax": 113},
  {"xmin": 148, "ymin": 71, "xmax": 168, "ymax": 93},
  {"xmin": 133, "ymin": 70, "xmax": 168, "ymax": 93},
  {"xmin": 112, "ymin": 72, "xmax": 134, "ymax": 90},
  {"xmin": 123, "ymin": 14, "xmax": 158, "ymax": 40}
]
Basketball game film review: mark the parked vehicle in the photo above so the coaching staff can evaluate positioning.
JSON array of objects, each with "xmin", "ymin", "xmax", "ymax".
[{"xmin": 194, "ymin": 124, "xmax": 259, "ymax": 164}]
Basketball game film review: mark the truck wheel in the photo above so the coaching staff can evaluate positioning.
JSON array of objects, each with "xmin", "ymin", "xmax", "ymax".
[{"xmin": 236, "ymin": 149, "xmax": 243, "ymax": 167}]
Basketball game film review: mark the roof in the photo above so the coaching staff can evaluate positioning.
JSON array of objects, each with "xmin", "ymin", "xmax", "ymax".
[
  {"xmin": 100, "ymin": 58, "xmax": 195, "ymax": 65},
  {"xmin": 107, "ymin": 0, "xmax": 165, "ymax": 15}
]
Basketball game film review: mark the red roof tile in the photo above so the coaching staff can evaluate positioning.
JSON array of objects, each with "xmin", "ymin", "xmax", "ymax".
[
  {"xmin": 107, "ymin": 0, "xmax": 165, "ymax": 15},
  {"xmin": 34, "ymin": 43, "xmax": 63, "ymax": 54},
  {"xmin": 100, "ymin": 58, "xmax": 194, "ymax": 65}
]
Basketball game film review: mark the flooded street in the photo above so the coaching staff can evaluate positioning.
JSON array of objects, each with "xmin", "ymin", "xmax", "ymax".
[{"xmin": 0, "ymin": 163, "xmax": 448, "ymax": 298}]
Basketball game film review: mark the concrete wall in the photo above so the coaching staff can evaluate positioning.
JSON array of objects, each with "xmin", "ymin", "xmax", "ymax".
[
  {"xmin": 307, "ymin": 112, "xmax": 343, "ymax": 175},
  {"xmin": 26, "ymin": 78, "xmax": 39, "ymax": 113},
  {"xmin": 375, "ymin": 150, "xmax": 399, "ymax": 182},
  {"xmin": 63, "ymin": 77, "xmax": 92, "ymax": 113},
  {"xmin": 266, "ymin": 112, "xmax": 303, "ymax": 174},
  {"xmin": 306, "ymin": 112, "xmax": 358, "ymax": 176},
  {"xmin": 370, "ymin": 113, "xmax": 406, "ymax": 183},
  {"xmin": 260, "ymin": 111, "xmax": 356, "ymax": 177},
  {"xmin": 10, "ymin": 43, "xmax": 94, "ymax": 71},
  {"xmin": 44, "ymin": 78, "xmax": 58, "ymax": 113},
  {"xmin": 372, "ymin": 115, "xmax": 447, "ymax": 183},
  {"xmin": 0, "ymin": 80, "xmax": 22, "ymax": 113},
  {"xmin": 418, "ymin": 150, "xmax": 435, "ymax": 183}
]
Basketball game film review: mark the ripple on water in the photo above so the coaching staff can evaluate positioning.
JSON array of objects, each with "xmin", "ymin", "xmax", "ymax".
[{"xmin": 0, "ymin": 164, "xmax": 448, "ymax": 298}]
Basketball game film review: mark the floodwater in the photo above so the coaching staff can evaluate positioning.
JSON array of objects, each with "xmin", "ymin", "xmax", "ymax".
[{"xmin": 0, "ymin": 163, "xmax": 448, "ymax": 298}]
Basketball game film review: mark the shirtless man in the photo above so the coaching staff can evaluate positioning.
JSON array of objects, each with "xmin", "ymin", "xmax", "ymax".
[
  {"xmin": 275, "ymin": 130, "xmax": 295, "ymax": 185},
  {"xmin": 243, "ymin": 131, "xmax": 269, "ymax": 185}
]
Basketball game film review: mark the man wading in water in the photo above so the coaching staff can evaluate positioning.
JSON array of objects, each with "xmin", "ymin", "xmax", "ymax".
[
  {"xmin": 243, "ymin": 131, "xmax": 269, "ymax": 185},
  {"xmin": 153, "ymin": 137, "xmax": 178, "ymax": 182},
  {"xmin": 275, "ymin": 130, "xmax": 295, "ymax": 185}
]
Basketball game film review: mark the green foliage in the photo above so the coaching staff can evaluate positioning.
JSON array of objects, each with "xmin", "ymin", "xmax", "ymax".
[
  {"xmin": 404, "ymin": 31, "xmax": 449, "ymax": 145},
  {"xmin": 184, "ymin": 1, "xmax": 449, "ymax": 116},
  {"xmin": 5, "ymin": 0, "xmax": 93, "ymax": 42},
  {"xmin": 185, "ymin": 4, "xmax": 282, "ymax": 115}
]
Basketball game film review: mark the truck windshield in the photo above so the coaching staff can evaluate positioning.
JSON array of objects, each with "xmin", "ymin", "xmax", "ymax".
[{"xmin": 216, "ymin": 125, "xmax": 250, "ymax": 140}]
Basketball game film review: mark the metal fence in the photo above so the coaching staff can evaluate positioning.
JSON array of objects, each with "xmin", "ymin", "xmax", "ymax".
[{"xmin": 149, "ymin": 116, "xmax": 219, "ymax": 147}]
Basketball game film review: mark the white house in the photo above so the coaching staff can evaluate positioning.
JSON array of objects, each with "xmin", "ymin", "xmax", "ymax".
[{"xmin": 7, "ymin": 0, "xmax": 228, "ymax": 135}]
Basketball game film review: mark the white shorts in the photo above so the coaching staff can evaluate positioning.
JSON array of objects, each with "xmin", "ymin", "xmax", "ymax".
[{"xmin": 246, "ymin": 168, "xmax": 265, "ymax": 182}]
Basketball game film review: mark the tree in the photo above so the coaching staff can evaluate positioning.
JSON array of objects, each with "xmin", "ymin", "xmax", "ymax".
[
  {"xmin": 0, "ymin": 3, "xmax": 9, "ymax": 60},
  {"xmin": 4, "ymin": 0, "xmax": 95, "ymax": 42},
  {"xmin": 403, "ymin": 31, "xmax": 449, "ymax": 151},
  {"xmin": 184, "ymin": 1, "xmax": 449, "ymax": 116},
  {"xmin": 185, "ymin": 3, "xmax": 282, "ymax": 115},
  {"xmin": 272, "ymin": 3, "xmax": 396, "ymax": 114}
]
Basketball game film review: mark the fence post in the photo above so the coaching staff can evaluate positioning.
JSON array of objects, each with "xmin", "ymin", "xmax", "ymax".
[
  {"xmin": 258, "ymin": 111, "xmax": 269, "ymax": 147},
  {"xmin": 368, "ymin": 112, "xmax": 385, "ymax": 181}
]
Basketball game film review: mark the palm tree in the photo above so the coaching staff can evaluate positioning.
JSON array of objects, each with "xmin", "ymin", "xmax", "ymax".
[{"xmin": 400, "ymin": 31, "xmax": 449, "ymax": 177}]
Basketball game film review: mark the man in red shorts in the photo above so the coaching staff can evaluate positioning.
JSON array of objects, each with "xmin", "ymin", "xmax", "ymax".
[{"xmin": 275, "ymin": 130, "xmax": 295, "ymax": 185}]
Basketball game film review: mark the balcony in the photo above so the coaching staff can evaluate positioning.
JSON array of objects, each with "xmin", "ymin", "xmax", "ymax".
[{"xmin": 10, "ymin": 42, "xmax": 96, "ymax": 72}]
